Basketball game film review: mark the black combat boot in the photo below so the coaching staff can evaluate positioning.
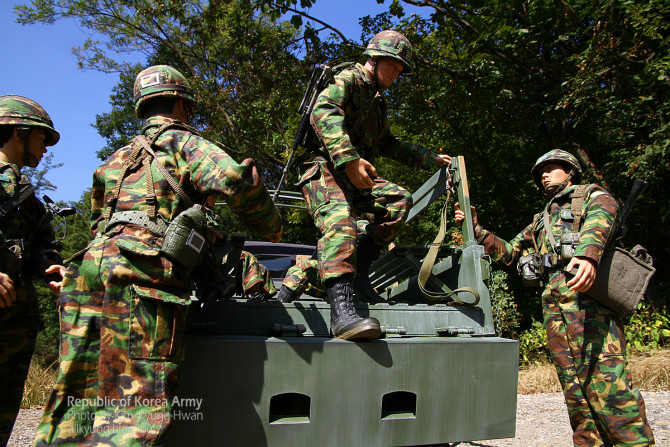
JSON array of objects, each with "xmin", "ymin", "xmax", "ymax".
[
  {"xmin": 327, "ymin": 276, "xmax": 381, "ymax": 340},
  {"xmin": 353, "ymin": 234, "xmax": 385, "ymax": 303},
  {"xmin": 275, "ymin": 285, "xmax": 297, "ymax": 303}
]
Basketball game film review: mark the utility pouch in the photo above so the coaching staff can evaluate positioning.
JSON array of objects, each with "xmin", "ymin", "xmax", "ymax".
[
  {"xmin": 160, "ymin": 206, "xmax": 208, "ymax": 270},
  {"xmin": 587, "ymin": 244, "xmax": 655, "ymax": 315},
  {"xmin": 560, "ymin": 232, "xmax": 580, "ymax": 261},
  {"xmin": 518, "ymin": 255, "xmax": 543, "ymax": 287}
]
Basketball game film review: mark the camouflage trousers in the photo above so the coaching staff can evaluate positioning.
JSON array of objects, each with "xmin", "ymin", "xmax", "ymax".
[
  {"xmin": 282, "ymin": 259, "xmax": 326, "ymax": 299},
  {"xmin": 542, "ymin": 271, "xmax": 654, "ymax": 447},
  {"xmin": 35, "ymin": 228, "xmax": 190, "ymax": 447},
  {"xmin": 238, "ymin": 250, "xmax": 276, "ymax": 297},
  {"xmin": 300, "ymin": 157, "xmax": 412, "ymax": 283},
  {"xmin": 0, "ymin": 284, "xmax": 40, "ymax": 447}
]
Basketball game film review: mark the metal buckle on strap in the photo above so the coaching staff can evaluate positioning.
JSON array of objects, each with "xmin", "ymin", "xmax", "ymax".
[{"xmin": 106, "ymin": 210, "xmax": 168, "ymax": 236}]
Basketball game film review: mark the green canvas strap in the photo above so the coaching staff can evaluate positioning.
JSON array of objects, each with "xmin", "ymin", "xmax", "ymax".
[
  {"xmin": 103, "ymin": 121, "xmax": 198, "ymax": 222},
  {"xmin": 105, "ymin": 210, "xmax": 168, "ymax": 236},
  {"xmin": 417, "ymin": 190, "xmax": 480, "ymax": 305},
  {"xmin": 569, "ymin": 184, "xmax": 589, "ymax": 233}
]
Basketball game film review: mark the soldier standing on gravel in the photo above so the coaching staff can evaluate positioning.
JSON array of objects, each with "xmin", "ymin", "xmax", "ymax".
[
  {"xmin": 34, "ymin": 65, "xmax": 282, "ymax": 446},
  {"xmin": 455, "ymin": 149, "xmax": 654, "ymax": 446},
  {"xmin": 0, "ymin": 95, "xmax": 65, "ymax": 447},
  {"xmin": 299, "ymin": 30, "xmax": 451, "ymax": 340}
]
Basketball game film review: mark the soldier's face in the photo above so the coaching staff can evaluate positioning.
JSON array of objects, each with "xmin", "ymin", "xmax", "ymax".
[
  {"xmin": 540, "ymin": 163, "xmax": 571, "ymax": 190},
  {"xmin": 26, "ymin": 129, "xmax": 48, "ymax": 168},
  {"xmin": 376, "ymin": 57, "xmax": 404, "ymax": 88}
]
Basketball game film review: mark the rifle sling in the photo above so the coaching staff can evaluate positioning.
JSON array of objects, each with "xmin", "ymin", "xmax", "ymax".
[
  {"xmin": 417, "ymin": 188, "xmax": 480, "ymax": 306},
  {"xmin": 0, "ymin": 183, "xmax": 35, "ymax": 219}
]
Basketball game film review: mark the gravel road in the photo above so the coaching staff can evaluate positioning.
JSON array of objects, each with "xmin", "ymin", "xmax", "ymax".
[{"xmin": 8, "ymin": 391, "xmax": 669, "ymax": 446}]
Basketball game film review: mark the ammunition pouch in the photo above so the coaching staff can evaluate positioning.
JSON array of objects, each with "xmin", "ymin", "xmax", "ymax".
[
  {"xmin": 559, "ymin": 232, "xmax": 580, "ymax": 261},
  {"xmin": 160, "ymin": 206, "xmax": 208, "ymax": 270},
  {"xmin": 587, "ymin": 245, "xmax": 655, "ymax": 316},
  {"xmin": 518, "ymin": 255, "xmax": 543, "ymax": 287}
]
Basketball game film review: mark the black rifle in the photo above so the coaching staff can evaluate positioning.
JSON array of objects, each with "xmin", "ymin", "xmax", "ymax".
[
  {"xmin": 272, "ymin": 64, "xmax": 332, "ymax": 202},
  {"xmin": 43, "ymin": 195, "xmax": 76, "ymax": 250},
  {"xmin": 614, "ymin": 178, "xmax": 649, "ymax": 240}
]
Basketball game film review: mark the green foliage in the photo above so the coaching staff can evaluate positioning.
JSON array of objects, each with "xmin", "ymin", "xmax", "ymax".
[
  {"xmin": 489, "ymin": 269, "xmax": 521, "ymax": 339},
  {"xmin": 22, "ymin": 152, "xmax": 63, "ymax": 195},
  {"xmin": 518, "ymin": 320, "xmax": 551, "ymax": 366},
  {"xmin": 625, "ymin": 301, "xmax": 670, "ymax": 354},
  {"xmin": 34, "ymin": 282, "xmax": 60, "ymax": 366},
  {"xmin": 16, "ymin": 0, "xmax": 670, "ymax": 319}
]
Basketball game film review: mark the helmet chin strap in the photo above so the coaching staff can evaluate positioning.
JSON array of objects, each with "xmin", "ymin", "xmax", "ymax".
[
  {"xmin": 19, "ymin": 127, "xmax": 35, "ymax": 168},
  {"xmin": 370, "ymin": 58, "xmax": 386, "ymax": 92},
  {"xmin": 544, "ymin": 169, "xmax": 575, "ymax": 196}
]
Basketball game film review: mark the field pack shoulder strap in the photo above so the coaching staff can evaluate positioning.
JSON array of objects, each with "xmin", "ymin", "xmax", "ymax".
[
  {"xmin": 0, "ymin": 183, "xmax": 35, "ymax": 218},
  {"xmin": 103, "ymin": 122, "xmax": 196, "ymax": 221},
  {"xmin": 569, "ymin": 184, "xmax": 589, "ymax": 232}
]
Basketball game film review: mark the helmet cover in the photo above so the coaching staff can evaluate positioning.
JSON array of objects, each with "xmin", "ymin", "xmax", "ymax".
[
  {"xmin": 133, "ymin": 65, "xmax": 195, "ymax": 117},
  {"xmin": 0, "ymin": 95, "xmax": 60, "ymax": 146},
  {"xmin": 364, "ymin": 30, "xmax": 414, "ymax": 74},
  {"xmin": 531, "ymin": 149, "xmax": 582, "ymax": 189}
]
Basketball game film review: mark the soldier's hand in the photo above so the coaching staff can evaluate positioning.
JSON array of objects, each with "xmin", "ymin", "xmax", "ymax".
[
  {"xmin": 268, "ymin": 228, "xmax": 282, "ymax": 244},
  {"xmin": 345, "ymin": 158, "xmax": 377, "ymax": 189},
  {"xmin": 435, "ymin": 154, "xmax": 452, "ymax": 166},
  {"xmin": 45, "ymin": 264, "xmax": 67, "ymax": 295},
  {"xmin": 454, "ymin": 202, "xmax": 478, "ymax": 228},
  {"xmin": 0, "ymin": 272, "xmax": 16, "ymax": 308},
  {"xmin": 565, "ymin": 256, "xmax": 597, "ymax": 292}
]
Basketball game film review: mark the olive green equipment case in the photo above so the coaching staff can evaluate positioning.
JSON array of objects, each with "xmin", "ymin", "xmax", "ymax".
[{"xmin": 168, "ymin": 157, "xmax": 519, "ymax": 446}]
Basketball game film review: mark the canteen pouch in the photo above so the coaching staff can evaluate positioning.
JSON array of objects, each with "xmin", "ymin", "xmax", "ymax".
[
  {"xmin": 160, "ymin": 206, "xmax": 208, "ymax": 270},
  {"xmin": 587, "ymin": 244, "xmax": 655, "ymax": 316}
]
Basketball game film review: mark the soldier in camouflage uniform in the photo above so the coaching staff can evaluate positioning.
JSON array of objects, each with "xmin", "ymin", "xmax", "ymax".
[
  {"xmin": 275, "ymin": 258, "xmax": 326, "ymax": 302},
  {"xmin": 301, "ymin": 30, "xmax": 451, "ymax": 339},
  {"xmin": 231, "ymin": 250, "xmax": 277, "ymax": 300},
  {"xmin": 34, "ymin": 65, "xmax": 282, "ymax": 446},
  {"xmin": 455, "ymin": 149, "xmax": 654, "ymax": 446},
  {"xmin": 0, "ymin": 95, "xmax": 65, "ymax": 447}
]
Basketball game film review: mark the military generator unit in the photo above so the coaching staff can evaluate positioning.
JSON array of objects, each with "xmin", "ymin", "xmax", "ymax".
[{"xmin": 168, "ymin": 157, "xmax": 519, "ymax": 446}]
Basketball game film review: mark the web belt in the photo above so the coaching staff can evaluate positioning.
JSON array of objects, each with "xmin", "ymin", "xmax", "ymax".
[{"xmin": 105, "ymin": 210, "xmax": 168, "ymax": 236}]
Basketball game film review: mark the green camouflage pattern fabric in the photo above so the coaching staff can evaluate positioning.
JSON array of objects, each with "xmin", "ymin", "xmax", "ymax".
[
  {"xmin": 90, "ymin": 116, "xmax": 281, "ymax": 236},
  {"xmin": 364, "ymin": 30, "xmax": 413, "ymax": 73},
  {"xmin": 531, "ymin": 149, "xmax": 582, "ymax": 189},
  {"xmin": 300, "ymin": 157, "xmax": 411, "ymax": 282},
  {"xmin": 302, "ymin": 63, "xmax": 438, "ymax": 283},
  {"xmin": 133, "ymin": 66, "xmax": 194, "ymax": 118},
  {"xmin": 0, "ymin": 161, "xmax": 61, "ymax": 446},
  {"xmin": 282, "ymin": 259, "xmax": 326, "ymax": 298},
  {"xmin": 0, "ymin": 95, "xmax": 60, "ymax": 146},
  {"xmin": 309, "ymin": 63, "xmax": 437, "ymax": 169},
  {"xmin": 35, "ymin": 117, "xmax": 282, "ymax": 446},
  {"xmin": 225, "ymin": 250, "xmax": 276, "ymax": 297},
  {"xmin": 475, "ymin": 184, "xmax": 654, "ymax": 446}
]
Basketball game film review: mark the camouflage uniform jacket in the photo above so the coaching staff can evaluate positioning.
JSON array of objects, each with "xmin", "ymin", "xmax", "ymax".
[
  {"xmin": 0, "ymin": 160, "xmax": 62, "ymax": 287},
  {"xmin": 310, "ymin": 63, "xmax": 438, "ymax": 169},
  {"xmin": 91, "ymin": 116, "xmax": 282, "ymax": 241},
  {"xmin": 475, "ymin": 184, "xmax": 617, "ymax": 272}
]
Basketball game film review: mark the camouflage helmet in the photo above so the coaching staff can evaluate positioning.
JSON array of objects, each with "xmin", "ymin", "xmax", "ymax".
[
  {"xmin": 0, "ymin": 95, "xmax": 60, "ymax": 146},
  {"xmin": 133, "ymin": 65, "xmax": 195, "ymax": 118},
  {"xmin": 531, "ymin": 149, "xmax": 582, "ymax": 189},
  {"xmin": 364, "ymin": 30, "xmax": 413, "ymax": 74}
]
